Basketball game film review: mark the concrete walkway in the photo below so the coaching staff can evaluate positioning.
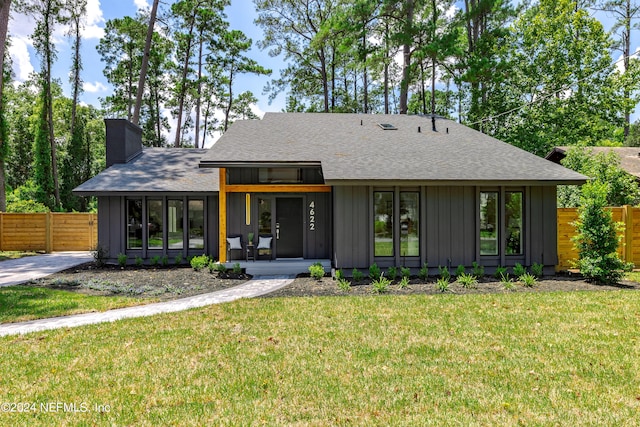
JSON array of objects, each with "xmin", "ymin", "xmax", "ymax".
[
  {"xmin": 0, "ymin": 275, "xmax": 294, "ymax": 337},
  {"xmin": 0, "ymin": 251, "xmax": 94, "ymax": 287}
]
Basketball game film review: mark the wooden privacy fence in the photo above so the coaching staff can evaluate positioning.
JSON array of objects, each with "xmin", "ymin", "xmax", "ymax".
[
  {"xmin": 557, "ymin": 206, "xmax": 640, "ymax": 270},
  {"xmin": 0, "ymin": 213, "xmax": 97, "ymax": 252}
]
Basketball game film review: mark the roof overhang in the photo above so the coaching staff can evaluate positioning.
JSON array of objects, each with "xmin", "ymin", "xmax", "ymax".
[
  {"xmin": 325, "ymin": 179, "xmax": 588, "ymax": 187},
  {"xmin": 199, "ymin": 160, "xmax": 322, "ymax": 169}
]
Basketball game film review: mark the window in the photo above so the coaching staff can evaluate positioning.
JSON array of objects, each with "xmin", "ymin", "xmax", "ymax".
[
  {"xmin": 400, "ymin": 192, "xmax": 419, "ymax": 257},
  {"xmin": 168, "ymin": 200, "xmax": 184, "ymax": 250},
  {"xmin": 147, "ymin": 200, "xmax": 163, "ymax": 250},
  {"xmin": 127, "ymin": 199, "xmax": 143, "ymax": 249},
  {"xmin": 259, "ymin": 168, "xmax": 302, "ymax": 183},
  {"xmin": 258, "ymin": 198, "xmax": 272, "ymax": 234},
  {"xmin": 188, "ymin": 200, "xmax": 204, "ymax": 249},
  {"xmin": 480, "ymin": 192, "xmax": 498, "ymax": 256},
  {"xmin": 374, "ymin": 192, "xmax": 394, "ymax": 256},
  {"xmin": 506, "ymin": 192, "xmax": 523, "ymax": 255}
]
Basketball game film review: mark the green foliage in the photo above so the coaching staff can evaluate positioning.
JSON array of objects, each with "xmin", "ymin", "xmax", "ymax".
[
  {"xmin": 513, "ymin": 263, "xmax": 526, "ymax": 277},
  {"xmin": 418, "ymin": 263, "xmax": 429, "ymax": 281},
  {"xmin": 398, "ymin": 276, "xmax": 410, "ymax": 289},
  {"xmin": 135, "ymin": 256, "xmax": 144, "ymax": 267},
  {"xmin": 174, "ymin": 253, "xmax": 183, "ymax": 265},
  {"xmin": 456, "ymin": 273, "xmax": 478, "ymax": 289},
  {"xmin": 190, "ymin": 254, "xmax": 210, "ymax": 271},
  {"xmin": 161, "ymin": 255, "xmax": 169, "ymax": 267},
  {"xmin": 531, "ymin": 262, "xmax": 544, "ymax": 278},
  {"xmin": 352, "ymin": 268, "xmax": 364, "ymax": 282},
  {"xmin": 495, "ymin": 266, "xmax": 508, "ymax": 279},
  {"xmin": 369, "ymin": 263, "xmax": 381, "ymax": 280},
  {"xmin": 572, "ymin": 181, "xmax": 632, "ymax": 284},
  {"xmin": 500, "ymin": 273, "xmax": 515, "ymax": 290},
  {"xmin": 518, "ymin": 273, "xmax": 538, "ymax": 287},
  {"xmin": 210, "ymin": 261, "xmax": 227, "ymax": 274},
  {"xmin": 371, "ymin": 274, "xmax": 391, "ymax": 294},
  {"xmin": 150, "ymin": 255, "xmax": 161, "ymax": 266},
  {"xmin": 335, "ymin": 269, "xmax": 344, "ymax": 280},
  {"xmin": 33, "ymin": 87, "xmax": 56, "ymax": 210},
  {"xmin": 92, "ymin": 243, "xmax": 108, "ymax": 268},
  {"xmin": 336, "ymin": 277, "xmax": 351, "ymax": 292},
  {"xmin": 400, "ymin": 266, "xmax": 411, "ymax": 279},
  {"xmin": 438, "ymin": 266, "xmax": 450, "ymax": 281},
  {"xmin": 233, "ymin": 263, "xmax": 242, "ymax": 274},
  {"xmin": 309, "ymin": 262, "xmax": 325, "ymax": 280},
  {"xmin": 435, "ymin": 277, "xmax": 450, "ymax": 293},
  {"xmin": 455, "ymin": 265, "xmax": 466, "ymax": 276},
  {"xmin": 387, "ymin": 266, "xmax": 398, "ymax": 281},
  {"xmin": 117, "ymin": 253, "xmax": 127, "ymax": 267},
  {"xmin": 472, "ymin": 262, "xmax": 484, "ymax": 278}
]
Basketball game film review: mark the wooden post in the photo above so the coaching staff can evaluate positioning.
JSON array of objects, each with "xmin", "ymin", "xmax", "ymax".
[
  {"xmin": 624, "ymin": 205, "xmax": 634, "ymax": 267},
  {"xmin": 219, "ymin": 168, "xmax": 227, "ymax": 263},
  {"xmin": 45, "ymin": 212, "xmax": 53, "ymax": 253}
]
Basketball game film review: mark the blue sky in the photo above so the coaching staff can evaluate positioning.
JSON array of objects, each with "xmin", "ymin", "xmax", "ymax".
[{"xmin": 7, "ymin": 0, "xmax": 640, "ymax": 134}]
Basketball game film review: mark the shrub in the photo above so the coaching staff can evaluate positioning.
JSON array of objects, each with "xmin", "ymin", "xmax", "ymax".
[
  {"xmin": 135, "ymin": 256, "xmax": 144, "ymax": 267},
  {"xmin": 371, "ymin": 274, "xmax": 391, "ymax": 293},
  {"xmin": 161, "ymin": 255, "xmax": 169, "ymax": 267},
  {"xmin": 500, "ymin": 273, "xmax": 515, "ymax": 290},
  {"xmin": 572, "ymin": 181, "xmax": 632, "ymax": 284},
  {"xmin": 398, "ymin": 276, "xmax": 410, "ymax": 289},
  {"xmin": 387, "ymin": 266, "xmax": 398, "ymax": 281},
  {"xmin": 435, "ymin": 277, "xmax": 450, "ymax": 293},
  {"xmin": 369, "ymin": 263, "xmax": 381, "ymax": 280},
  {"xmin": 352, "ymin": 268, "xmax": 364, "ymax": 282},
  {"xmin": 210, "ymin": 261, "xmax": 227, "ymax": 274},
  {"xmin": 92, "ymin": 243, "xmax": 109, "ymax": 268},
  {"xmin": 495, "ymin": 266, "xmax": 507, "ymax": 279},
  {"xmin": 530, "ymin": 262, "xmax": 544, "ymax": 278},
  {"xmin": 117, "ymin": 253, "xmax": 127, "ymax": 267},
  {"xmin": 456, "ymin": 272, "xmax": 478, "ymax": 289},
  {"xmin": 513, "ymin": 263, "xmax": 526, "ymax": 277},
  {"xmin": 438, "ymin": 265, "xmax": 450, "ymax": 281},
  {"xmin": 309, "ymin": 262, "xmax": 325, "ymax": 280},
  {"xmin": 174, "ymin": 252, "xmax": 183, "ymax": 265},
  {"xmin": 190, "ymin": 254, "xmax": 209, "ymax": 271},
  {"xmin": 233, "ymin": 262, "xmax": 242, "ymax": 274},
  {"xmin": 150, "ymin": 255, "xmax": 161, "ymax": 266},
  {"xmin": 400, "ymin": 266, "xmax": 411, "ymax": 279},
  {"xmin": 518, "ymin": 273, "xmax": 537, "ymax": 287},
  {"xmin": 472, "ymin": 261, "xmax": 484, "ymax": 278},
  {"xmin": 335, "ymin": 269, "xmax": 345, "ymax": 280},
  {"xmin": 418, "ymin": 263, "xmax": 429, "ymax": 281},
  {"xmin": 336, "ymin": 278, "xmax": 351, "ymax": 292},
  {"xmin": 455, "ymin": 264, "xmax": 466, "ymax": 276}
]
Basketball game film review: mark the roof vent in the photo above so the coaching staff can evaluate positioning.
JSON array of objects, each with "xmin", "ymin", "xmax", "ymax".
[{"xmin": 378, "ymin": 123, "xmax": 397, "ymax": 130}]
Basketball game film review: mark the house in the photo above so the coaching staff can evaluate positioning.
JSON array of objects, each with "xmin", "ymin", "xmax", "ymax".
[
  {"xmin": 75, "ymin": 113, "xmax": 587, "ymax": 274},
  {"xmin": 546, "ymin": 146, "xmax": 640, "ymax": 181}
]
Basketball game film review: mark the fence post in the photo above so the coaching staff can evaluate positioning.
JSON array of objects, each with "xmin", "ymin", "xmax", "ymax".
[
  {"xmin": 623, "ymin": 205, "xmax": 634, "ymax": 267},
  {"xmin": 45, "ymin": 212, "xmax": 52, "ymax": 253}
]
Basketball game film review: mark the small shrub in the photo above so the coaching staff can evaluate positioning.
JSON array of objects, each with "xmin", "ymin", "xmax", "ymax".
[
  {"xmin": 352, "ymin": 268, "xmax": 364, "ymax": 282},
  {"xmin": 336, "ymin": 278, "xmax": 351, "ymax": 292},
  {"xmin": 92, "ymin": 243, "xmax": 109, "ymax": 268},
  {"xmin": 455, "ymin": 264, "xmax": 466, "ymax": 276},
  {"xmin": 309, "ymin": 262, "xmax": 325, "ymax": 280},
  {"xmin": 472, "ymin": 261, "xmax": 484, "ymax": 277},
  {"xmin": 530, "ymin": 262, "xmax": 544, "ymax": 278},
  {"xmin": 456, "ymin": 272, "xmax": 478, "ymax": 289},
  {"xmin": 369, "ymin": 263, "xmax": 381, "ymax": 280},
  {"xmin": 233, "ymin": 262, "xmax": 242, "ymax": 274},
  {"xmin": 174, "ymin": 252, "xmax": 183, "ymax": 265},
  {"xmin": 418, "ymin": 263, "xmax": 429, "ymax": 281},
  {"xmin": 335, "ymin": 269, "xmax": 345, "ymax": 280},
  {"xmin": 150, "ymin": 255, "xmax": 161, "ymax": 266},
  {"xmin": 117, "ymin": 253, "xmax": 127, "ymax": 267},
  {"xmin": 500, "ymin": 273, "xmax": 515, "ymax": 290},
  {"xmin": 519, "ymin": 273, "xmax": 537, "ymax": 287},
  {"xmin": 209, "ymin": 261, "xmax": 227, "ymax": 274},
  {"xmin": 134, "ymin": 256, "xmax": 144, "ymax": 267},
  {"xmin": 161, "ymin": 255, "xmax": 169, "ymax": 267},
  {"xmin": 387, "ymin": 266, "xmax": 398, "ymax": 281},
  {"xmin": 435, "ymin": 277, "xmax": 450, "ymax": 293},
  {"xmin": 371, "ymin": 274, "xmax": 391, "ymax": 293},
  {"xmin": 438, "ymin": 265, "xmax": 450, "ymax": 281},
  {"xmin": 513, "ymin": 262, "xmax": 526, "ymax": 277},
  {"xmin": 400, "ymin": 266, "xmax": 411, "ymax": 279},
  {"xmin": 494, "ymin": 266, "xmax": 507, "ymax": 279},
  {"xmin": 190, "ymin": 254, "xmax": 209, "ymax": 271},
  {"xmin": 398, "ymin": 276, "xmax": 410, "ymax": 289}
]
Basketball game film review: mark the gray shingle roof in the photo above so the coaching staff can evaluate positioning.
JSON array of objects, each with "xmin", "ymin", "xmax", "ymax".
[
  {"xmin": 74, "ymin": 148, "xmax": 218, "ymax": 195},
  {"xmin": 200, "ymin": 113, "xmax": 588, "ymax": 185}
]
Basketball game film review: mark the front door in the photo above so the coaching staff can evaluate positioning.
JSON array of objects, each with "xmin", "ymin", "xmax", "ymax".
[{"xmin": 276, "ymin": 198, "xmax": 303, "ymax": 258}]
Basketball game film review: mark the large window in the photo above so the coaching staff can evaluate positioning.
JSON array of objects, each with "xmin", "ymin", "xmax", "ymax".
[
  {"xmin": 188, "ymin": 200, "xmax": 204, "ymax": 249},
  {"xmin": 168, "ymin": 200, "xmax": 184, "ymax": 250},
  {"xmin": 374, "ymin": 192, "xmax": 394, "ymax": 257},
  {"xmin": 400, "ymin": 192, "xmax": 420, "ymax": 257},
  {"xmin": 127, "ymin": 199, "xmax": 143, "ymax": 250},
  {"xmin": 506, "ymin": 192, "xmax": 523, "ymax": 255},
  {"xmin": 147, "ymin": 200, "xmax": 163, "ymax": 250},
  {"xmin": 258, "ymin": 198, "xmax": 272, "ymax": 234},
  {"xmin": 480, "ymin": 192, "xmax": 499, "ymax": 256},
  {"xmin": 259, "ymin": 168, "xmax": 302, "ymax": 183}
]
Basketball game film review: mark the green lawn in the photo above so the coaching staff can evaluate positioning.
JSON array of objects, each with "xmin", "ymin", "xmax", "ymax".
[
  {"xmin": 0, "ymin": 286, "xmax": 154, "ymax": 323},
  {"xmin": 1, "ymin": 291, "xmax": 639, "ymax": 425},
  {"xmin": 0, "ymin": 251, "xmax": 38, "ymax": 262}
]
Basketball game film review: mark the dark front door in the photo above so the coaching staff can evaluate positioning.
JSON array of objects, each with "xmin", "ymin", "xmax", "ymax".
[{"xmin": 276, "ymin": 198, "xmax": 303, "ymax": 258}]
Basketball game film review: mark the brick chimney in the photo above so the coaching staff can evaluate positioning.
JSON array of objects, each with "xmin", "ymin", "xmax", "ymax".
[{"xmin": 105, "ymin": 119, "xmax": 143, "ymax": 167}]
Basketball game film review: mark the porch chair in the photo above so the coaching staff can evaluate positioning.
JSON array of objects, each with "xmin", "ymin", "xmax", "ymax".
[
  {"xmin": 226, "ymin": 234, "xmax": 244, "ymax": 261},
  {"xmin": 256, "ymin": 234, "xmax": 273, "ymax": 261}
]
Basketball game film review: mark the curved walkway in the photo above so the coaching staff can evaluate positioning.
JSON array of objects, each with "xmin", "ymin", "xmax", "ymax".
[
  {"xmin": 0, "ymin": 251, "xmax": 94, "ymax": 287},
  {"xmin": 0, "ymin": 276, "xmax": 294, "ymax": 337}
]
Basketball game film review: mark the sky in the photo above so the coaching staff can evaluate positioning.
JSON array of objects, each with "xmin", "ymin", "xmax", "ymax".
[{"xmin": 6, "ymin": 0, "xmax": 640, "ymax": 142}]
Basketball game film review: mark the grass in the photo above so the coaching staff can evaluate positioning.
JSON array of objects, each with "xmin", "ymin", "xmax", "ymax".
[
  {"xmin": 1, "ymin": 291, "xmax": 639, "ymax": 425},
  {"xmin": 0, "ymin": 286, "xmax": 154, "ymax": 324},
  {"xmin": 0, "ymin": 251, "xmax": 38, "ymax": 262}
]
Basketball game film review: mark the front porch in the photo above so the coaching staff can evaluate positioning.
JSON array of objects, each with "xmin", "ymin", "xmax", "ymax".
[{"xmin": 225, "ymin": 258, "xmax": 331, "ymax": 276}]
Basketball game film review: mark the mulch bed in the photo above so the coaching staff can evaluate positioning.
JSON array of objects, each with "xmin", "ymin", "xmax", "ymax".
[{"xmin": 24, "ymin": 262, "xmax": 640, "ymax": 300}]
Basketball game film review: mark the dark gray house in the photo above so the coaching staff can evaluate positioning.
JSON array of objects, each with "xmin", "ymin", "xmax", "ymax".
[{"xmin": 75, "ymin": 113, "xmax": 587, "ymax": 274}]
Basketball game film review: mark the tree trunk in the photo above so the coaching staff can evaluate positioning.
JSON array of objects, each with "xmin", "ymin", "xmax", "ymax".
[
  {"xmin": 0, "ymin": 0, "xmax": 11, "ymax": 212},
  {"xmin": 132, "ymin": 0, "xmax": 159, "ymax": 126},
  {"xmin": 399, "ymin": 0, "xmax": 414, "ymax": 114},
  {"xmin": 195, "ymin": 29, "xmax": 204, "ymax": 147}
]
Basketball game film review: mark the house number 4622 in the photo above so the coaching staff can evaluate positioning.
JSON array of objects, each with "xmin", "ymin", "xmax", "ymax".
[{"xmin": 309, "ymin": 201, "xmax": 315, "ymax": 231}]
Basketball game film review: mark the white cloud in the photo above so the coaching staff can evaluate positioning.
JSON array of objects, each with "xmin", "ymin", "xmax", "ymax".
[
  {"xmin": 8, "ymin": 37, "xmax": 34, "ymax": 82},
  {"xmin": 135, "ymin": 0, "xmax": 150, "ymax": 11},
  {"xmin": 83, "ymin": 0, "xmax": 106, "ymax": 39},
  {"xmin": 83, "ymin": 81, "xmax": 108, "ymax": 93}
]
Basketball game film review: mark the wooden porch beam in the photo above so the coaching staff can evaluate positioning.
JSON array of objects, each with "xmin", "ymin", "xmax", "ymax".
[
  {"xmin": 219, "ymin": 168, "xmax": 227, "ymax": 263},
  {"xmin": 225, "ymin": 184, "xmax": 331, "ymax": 193}
]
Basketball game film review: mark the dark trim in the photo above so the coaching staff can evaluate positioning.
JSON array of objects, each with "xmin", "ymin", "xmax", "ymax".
[
  {"xmin": 200, "ymin": 161, "xmax": 322, "ymax": 169},
  {"xmin": 327, "ymin": 179, "xmax": 587, "ymax": 187}
]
